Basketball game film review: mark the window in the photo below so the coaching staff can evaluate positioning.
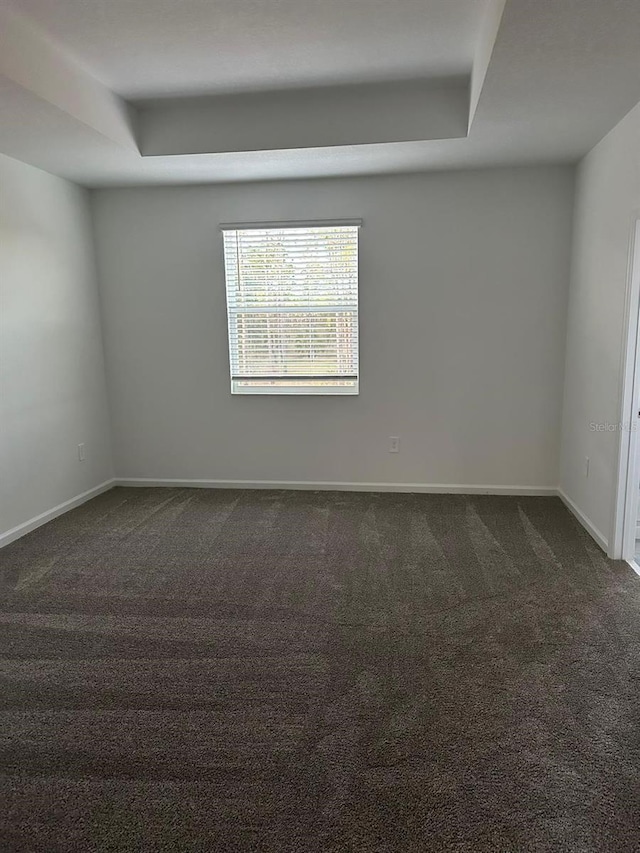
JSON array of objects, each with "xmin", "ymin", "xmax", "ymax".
[{"xmin": 222, "ymin": 221, "xmax": 360, "ymax": 395}]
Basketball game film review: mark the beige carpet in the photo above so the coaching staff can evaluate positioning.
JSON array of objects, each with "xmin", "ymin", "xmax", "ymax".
[{"xmin": 1, "ymin": 487, "xmax": 640, "ymax": 852}]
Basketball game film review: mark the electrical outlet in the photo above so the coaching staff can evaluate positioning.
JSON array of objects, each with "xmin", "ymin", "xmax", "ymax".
[
  {"xmin": 389, "ymin": 436, "xmax": 400, "ymax": 453},
  {"xmin": 585, "ymin": 456, "xmax": 590, "ymax": 478},
  {"xmin": 78, "ymin": 443, "xmax": 85, "ymax": 462}
]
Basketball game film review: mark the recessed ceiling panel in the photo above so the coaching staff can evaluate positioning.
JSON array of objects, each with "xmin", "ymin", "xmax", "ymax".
[{"xmin": 8, "ymin": 0, "xmax": 487, "ymax": 97}]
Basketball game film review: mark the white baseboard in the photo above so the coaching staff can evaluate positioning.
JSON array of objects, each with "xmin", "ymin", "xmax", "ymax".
[
  {"xmin": 115, "ymin": 477, "xmax": 557, "ymax": 496},
  {"xmin": 627, "ymin": 558, "xmax": 640, "ymax": 577},
  {"xmin": 0, "ymin": 479, "xmax": 115, "ymax": 549},
  {"xmin": 557, "ymin": 488, "xmax": 609, "ymax": 554}
]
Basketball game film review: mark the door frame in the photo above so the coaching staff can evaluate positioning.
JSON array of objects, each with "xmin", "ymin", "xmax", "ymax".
[{"xmin": 612, "ymin": 217, "xmax": 640, "ymax": 562}]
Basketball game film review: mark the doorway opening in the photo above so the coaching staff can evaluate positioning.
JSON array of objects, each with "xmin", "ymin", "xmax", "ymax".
[{"xmin": 612, "ymin": 218, "xmax": 640, "ymax": 568}]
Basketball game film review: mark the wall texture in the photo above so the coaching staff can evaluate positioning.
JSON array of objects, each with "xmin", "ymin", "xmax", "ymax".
[
  {"xmin": 0, "ymin": 153, "xmax": 113, "ymax": 540},
  {"xmin": 559, "ymin": 101, "xmax": 640, "ymax": 548},
  {"xmin": 92, "ymin": 167, "xmax": 574, "ymax": 489}
]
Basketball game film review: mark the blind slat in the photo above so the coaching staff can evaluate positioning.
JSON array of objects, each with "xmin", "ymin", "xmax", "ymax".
[{"xmin": 223, "ymin": 225, "xmax": 359, "ymax": 393}]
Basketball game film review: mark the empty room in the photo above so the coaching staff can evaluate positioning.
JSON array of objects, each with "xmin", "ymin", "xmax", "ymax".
[{"xmin": 2, "ymin": 0, "xmax": 640, "ymax": 850}]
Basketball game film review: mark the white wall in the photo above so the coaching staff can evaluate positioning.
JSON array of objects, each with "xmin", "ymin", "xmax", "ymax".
[
  {"xmin": 0, "ymin": 153, "xmax": 113, "ymax": 540},
  {"xmin": 559, "ymin": 101, "xmax": 640, "ymax": 548},
  {"xmin": 92, "ymin": 167, "xmax": 574, "ymax": 489}
]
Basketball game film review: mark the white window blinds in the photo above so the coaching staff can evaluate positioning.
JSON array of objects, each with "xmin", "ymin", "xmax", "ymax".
[{"xmin": 222, "ymin": 222, "xmax": 360, "ymax": 395}]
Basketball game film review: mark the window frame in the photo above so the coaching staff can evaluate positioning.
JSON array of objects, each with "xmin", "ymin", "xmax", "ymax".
[{"xmin": 220, "ymin": 219, "xmax": 361, "ymax": 397}]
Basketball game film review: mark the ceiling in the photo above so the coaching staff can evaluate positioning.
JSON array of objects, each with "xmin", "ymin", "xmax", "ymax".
[
  {"xmin": 0, "ymin": 0, "xmax": 639, "ymax": 187},
  {"xmin": 9, "ymin": 0, "xmax": 485, "ymax": 97}
]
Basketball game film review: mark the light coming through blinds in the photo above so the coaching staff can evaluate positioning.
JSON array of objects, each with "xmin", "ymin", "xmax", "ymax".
[{"xmin": 222, "ymin": 223, "xmax": 360, "ymax": 394}]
